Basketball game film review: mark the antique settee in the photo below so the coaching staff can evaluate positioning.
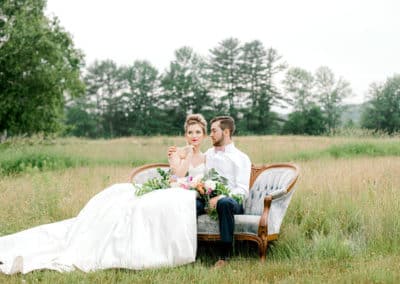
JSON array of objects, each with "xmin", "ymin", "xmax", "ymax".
[{"xmin": 129, "ymin": 163, "xmax": 300, "ymax": 261}]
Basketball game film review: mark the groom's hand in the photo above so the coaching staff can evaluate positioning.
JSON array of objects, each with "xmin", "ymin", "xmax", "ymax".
[
  {"xmin": 167, "ymin": 146, "xmax": 177, "ymax": 158},
  {"xmin": 209, "ymin": 195, "xmax": 223, "ymax": 209}
]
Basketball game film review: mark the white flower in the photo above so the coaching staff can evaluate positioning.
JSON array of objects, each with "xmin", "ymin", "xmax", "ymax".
[
  {"xmin": 193, "ymin": 174, "xmax": 204, "ymax": 183},
  {"xmin": 204, "ymin": 180, "xmax": 216, "ymax": 191},
  {"xmin": 189, "ymin": 174, "xmax": 204, "ymax": 188}
]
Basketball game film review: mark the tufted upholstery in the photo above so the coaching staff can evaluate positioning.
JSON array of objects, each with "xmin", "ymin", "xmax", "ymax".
[
  {"xmin": 245, "ymin": 167, "xmax": 297, "ymax": 215},
  {"xmin": 245, "ymin": 166, "xmax": 298, "ymax": 235}
]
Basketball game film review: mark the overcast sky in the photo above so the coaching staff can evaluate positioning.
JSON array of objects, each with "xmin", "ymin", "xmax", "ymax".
[{"xmin": 46, "ymin": 0, "xmax": 399, "ymax": 105}]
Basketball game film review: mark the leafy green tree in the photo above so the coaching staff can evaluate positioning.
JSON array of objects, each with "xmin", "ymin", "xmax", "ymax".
[
  {"xmin": 314, "ymin": 66, "xmax": 351, "ymax": 131},
  {"xmin": 361, "ymin": 75, "xmax": 400, "ymax": 134},
  {"xmin": 208, "ymin": 38, "xmax": 242, "ymax": 118},
  {"xmin": 282, "ymin": 67, "xmax": 314, "ymax": 112},
  {"xmin": 161, "ymin": 47, "xmax": 212, "ymax": 132},
  {"xmin": 239, "ymin": 40, "xmax": 267, "ymax": 131},
  {"xmin": 122, "ymin": 60, "xmax": 160, "ymax": 135},
  {"xmin": 0, "ymin": 0, "xmax": 85, "ymax": 135},
  {"xmin": 64, "ymin": 97, "xmax": 97, "ymax": 138},
  {"xmin": 238, "ymin": 41, "xmax": 286, "ymax": 133},
  {"xmin": 282, "ymin": 105, "xmax": 327, "ymax": 135},
  {"xmin": 84, "ymin": 60, "xmax": 123, "ymax": 137}
]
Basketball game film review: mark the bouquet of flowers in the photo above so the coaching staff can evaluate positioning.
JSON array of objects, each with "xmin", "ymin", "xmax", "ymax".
[{"xmin": 134, "ymin": 168, "xmax": 243, "ymax": 220}]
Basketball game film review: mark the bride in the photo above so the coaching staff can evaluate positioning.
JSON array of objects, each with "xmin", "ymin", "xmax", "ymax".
[{"xmin": 0, "ymin": 114, "xmax": 207, "ymax": 274}]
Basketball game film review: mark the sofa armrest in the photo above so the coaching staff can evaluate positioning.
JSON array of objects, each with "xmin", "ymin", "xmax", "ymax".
[
  {"xmin": 270, "ymin": 188, "xmax": 287, "ymax": 200},
  {"xmin": 258, "ymin": 195, "xmax": 272, "ymax": 237}
]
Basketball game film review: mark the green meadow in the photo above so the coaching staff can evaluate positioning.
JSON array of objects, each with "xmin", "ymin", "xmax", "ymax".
[{"xmin": 1, "ymin": 135, "xmax": 400, "ymax": 283}]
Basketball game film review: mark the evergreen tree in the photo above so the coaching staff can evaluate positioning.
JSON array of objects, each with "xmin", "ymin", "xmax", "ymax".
[
  {"xmin": 161, "ymin": 47, "xmax": 212, "ymax": 132},
  {"xmin": 84, "ymin": 60, "xmax": 123, "ymax": 137},
  {"xmin": 122, "ymin": 60, "xmax": 160, "ymax": 135},
  {"xmin": 208, "ymin": 38, "xmax": 242, "ymax": 118},
  {"xmin": 255, "ymin": 47, "xmax": 286, "ymax": 133},
  {"xmin": 239, "ymin": 40, "xmax": 267, "ymax": 131}
]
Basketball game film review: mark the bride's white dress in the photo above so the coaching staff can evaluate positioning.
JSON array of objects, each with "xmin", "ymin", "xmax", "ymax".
[{"xmin": 0, "ymin": 163, "xmax": 206, "ymax": 274}]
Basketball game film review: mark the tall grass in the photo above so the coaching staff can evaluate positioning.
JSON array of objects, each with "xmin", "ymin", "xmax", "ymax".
[
  {"xmin": 287, "ymin": 141, "xmax": 400, "ymax": 161},
  {"xmin": 2, "ymin": 135, "xmax": 400, "ymax": 175},
  {"xmin": 1, "ymin": 137, "xmax": 400, "ymax": 282}
]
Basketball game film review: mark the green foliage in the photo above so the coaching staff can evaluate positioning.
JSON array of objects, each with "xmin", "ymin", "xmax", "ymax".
[
  {"xmin": 288, "ymin": 141, "xmax": 400, "ymax": 161},
  {"xmin": 361, "ymin": 74, "xmax": 400, "ymax": 134},
  {"xmin": 161, "ymin": 46, "xmax": 213, "ymax": 129},
  {"xmin": 314, "ymin": 66, "xmax": 352, "ymax": 131},
  {"xmin": 134, "ymin": 168, "xmax": 171, "ymax": 196},
  {"xmin": 240, "ymin": 42, "xmax": 287, "ymax": 133},
  {"xmin": 68, "ymin": 59, "xmax": 165, "ymax": 137},
  {"xmin": 0, "ymin": 152, "xmax": 88, "ymax": 175},
  {"xmin": 0, "ymin": 0, "xmax": 85, "ymax": 135},
  {"xmin": 268, "ymin": 195, "xmax": 366, "ymax": 262},
  {"xmin": 282, "ymin": 67, "xmax": 314, "ymax": 112},
  {"xmin": 0, "ymin": 137, "xmax": 400, "ymax": 282},
  {"xmin": 208, "ymin": 38, "xmax": 242, "ymax": 118},
  {"xmin": 282, "ymin": 105, "xmax": 327, "ymax": 135},
  {"xmin": 122, "ymin": 60, "xmax": 160, "ymax": 135},
  {"xmin": 64, "ymin": 96, "xmax": 98, "ymax": 138}
]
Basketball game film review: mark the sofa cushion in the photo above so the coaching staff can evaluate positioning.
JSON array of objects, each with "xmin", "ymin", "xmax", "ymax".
[{"xmin": 197, "ymin": 214, "xmax": 260, "ymax": 236}]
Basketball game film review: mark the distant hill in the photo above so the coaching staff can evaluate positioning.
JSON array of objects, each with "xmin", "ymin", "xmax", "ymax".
[
  {"xmin": 275, "ymin": 102, "xmax": 369, "ymax": 127},
  {"xmin": 341, "ymin": 103, "xmax": 368, "ymax": 126}
]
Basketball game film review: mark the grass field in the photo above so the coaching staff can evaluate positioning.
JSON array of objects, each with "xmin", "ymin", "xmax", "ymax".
[{"xmin": 1, "ymin": 135, "xmax": 400, "ymax": 283}]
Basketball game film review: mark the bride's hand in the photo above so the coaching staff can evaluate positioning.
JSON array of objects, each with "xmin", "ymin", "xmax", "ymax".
[{"xmin": 167, "ymin": 146, "xmax": 177, "ymax": 159}]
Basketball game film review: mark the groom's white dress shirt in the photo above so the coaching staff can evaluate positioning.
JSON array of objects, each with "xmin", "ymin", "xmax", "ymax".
[{"xmin": 205, "ymin": 142, "xmax": 252, "ymax": 199}]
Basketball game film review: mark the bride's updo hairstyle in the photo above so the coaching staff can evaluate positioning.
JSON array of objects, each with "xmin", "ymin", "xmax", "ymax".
[{"xmin": 184, "ymin": 114, "xmax": 207, "ymax": 135}]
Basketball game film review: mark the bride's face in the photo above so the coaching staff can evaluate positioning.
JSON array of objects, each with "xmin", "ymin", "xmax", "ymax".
[{"xmin": 185, "ymin": 124, "xmax": 205, "ymax": 147}]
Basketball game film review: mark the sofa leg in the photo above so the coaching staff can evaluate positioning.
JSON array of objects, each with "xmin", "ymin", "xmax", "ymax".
[{"xmin": 259, "ymin": 241, "xmax": 268, "ymax": 262}]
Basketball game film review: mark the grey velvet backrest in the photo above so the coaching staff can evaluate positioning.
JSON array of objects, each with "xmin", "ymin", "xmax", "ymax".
[
  {"xmin": 244, "ymin": 164, "xmax": 299, "ymax": 235},
  {"xmin": 245, "ymin": 164, "xmax": 299, "ymax": 215}
]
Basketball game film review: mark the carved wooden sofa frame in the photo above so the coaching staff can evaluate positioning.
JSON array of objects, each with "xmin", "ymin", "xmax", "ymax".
[{"xmin": 129, "ymin": 163, "xmax": 300, "ymax": 261}]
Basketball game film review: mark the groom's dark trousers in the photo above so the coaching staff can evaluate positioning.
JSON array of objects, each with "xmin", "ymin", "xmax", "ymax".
[{"xmin": 196, "ymin": 197, "xmax": 243, "ymax": 257}]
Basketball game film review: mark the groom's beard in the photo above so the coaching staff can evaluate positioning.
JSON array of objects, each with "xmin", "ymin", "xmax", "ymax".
[{"xmin": 212, "ymin": 136, "xmax": 225, "ymax": 147}]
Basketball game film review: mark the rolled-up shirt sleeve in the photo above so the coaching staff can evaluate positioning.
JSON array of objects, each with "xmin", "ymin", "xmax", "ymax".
[{"xmin": 231, "ymin": 154, "xmax": 251, "ymax": 199}]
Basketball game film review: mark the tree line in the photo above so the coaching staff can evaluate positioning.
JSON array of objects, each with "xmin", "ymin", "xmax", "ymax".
[{"xmin": 1, "ymin": 0, "xmax": 400, "ymax": 138}]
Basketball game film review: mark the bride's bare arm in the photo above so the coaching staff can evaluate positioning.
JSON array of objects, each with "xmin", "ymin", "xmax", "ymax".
[{"xmin": 168, "ymin": 146, "xmax": 193, "ymax": 177}]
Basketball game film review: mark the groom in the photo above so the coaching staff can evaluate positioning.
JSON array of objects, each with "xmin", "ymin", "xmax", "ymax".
[{"xmin": 199, "ymin": 116, "xmax": 251, "ymax": 267}]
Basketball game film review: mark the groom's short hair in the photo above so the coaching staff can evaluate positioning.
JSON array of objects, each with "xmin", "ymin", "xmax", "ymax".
[{"xmin": 210, "ymin": 116, "xmax": 235, "ymax": 137}]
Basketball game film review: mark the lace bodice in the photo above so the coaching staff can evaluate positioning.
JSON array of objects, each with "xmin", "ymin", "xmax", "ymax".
[{"xmin": 188, "ymin": 163, "xmax": 206, "ymax": 177}]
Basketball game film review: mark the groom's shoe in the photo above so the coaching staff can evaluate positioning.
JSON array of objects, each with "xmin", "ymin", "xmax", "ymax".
[{"xmin": 213, "ymin": 259, "xmax": 227, "ymax": 269}]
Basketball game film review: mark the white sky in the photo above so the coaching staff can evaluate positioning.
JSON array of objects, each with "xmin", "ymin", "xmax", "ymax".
[{"xmin": 46, "ymin": 0, "xmax": 400, "ymax": 105}]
